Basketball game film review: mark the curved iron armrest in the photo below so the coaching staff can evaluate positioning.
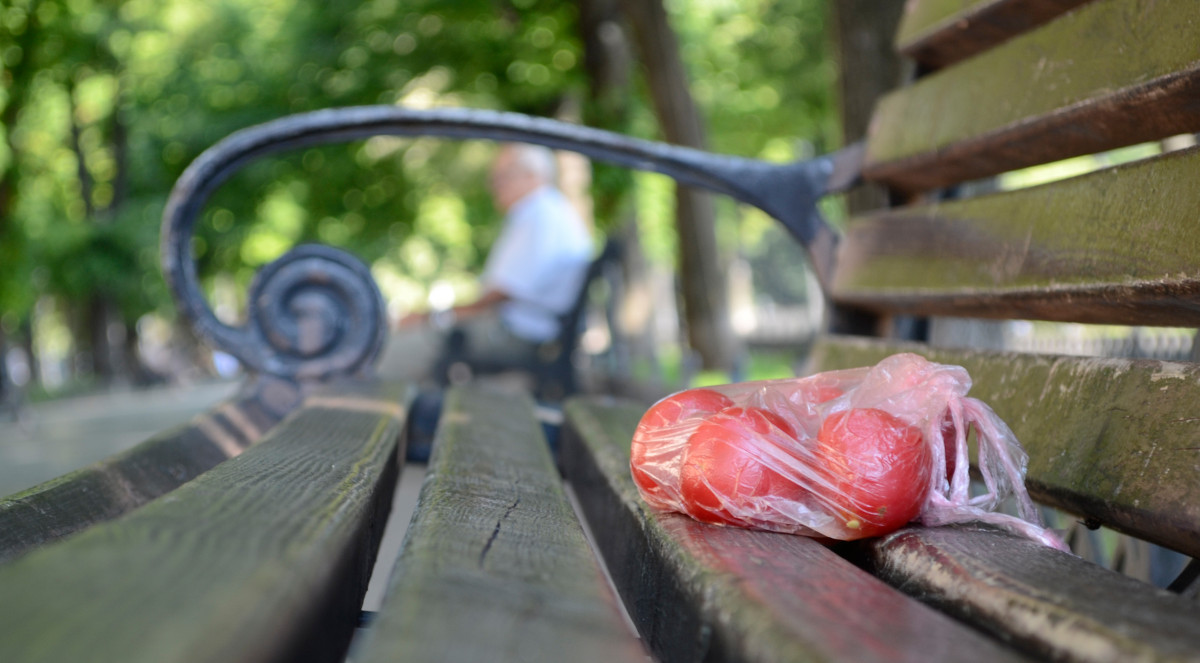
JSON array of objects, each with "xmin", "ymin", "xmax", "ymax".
[{"xmin": 161, "ymin": 105, "xmax": 862, "ymax": 383}]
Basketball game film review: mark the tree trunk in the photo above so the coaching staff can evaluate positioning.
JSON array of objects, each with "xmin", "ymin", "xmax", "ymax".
[
  {"xmin": 0, "ymin": 5, "xmax": 40, "ymax": 361},
  {"xmin": 68, "ymin": 81, "xmax": 97, "ymax": 221},
  {"xmin": 124, "ymin": 320, "xmax": 161, "ymax": 386},
  {"xmin": 106, "ymin": 91, "xmax": 147, "ymax": 385},
  {"xmin": 0, "ymin": 327, "xmax": 9, "ymax": 406},
  {"xmin": 615, "ymin": 0, "xmax": 737, "ymax": 372},
  {"xmin": 89, "ymin": 298, "xmax": 114, "ymax": 380},
  {"xmin": 20, "ymin": 317, "xmax": 39, "ymax": 390},
  {"xmin": 579, "ymin": 0, "xmax": 654, "ymax": 387},
  {"xmin": 831, "ymin": 1, "xmax": 906, "ymax": 216}
]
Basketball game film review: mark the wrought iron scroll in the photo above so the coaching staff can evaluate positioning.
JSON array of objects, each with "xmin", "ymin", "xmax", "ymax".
[{"xmin": 161, "ymin": 105, "xmax": 853, "ymax": 381}]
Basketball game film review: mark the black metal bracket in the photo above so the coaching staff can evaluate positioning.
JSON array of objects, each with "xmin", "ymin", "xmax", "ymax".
[{"xmin": 161, "ymin": 105, "xmax": 857, "ymax": 382}]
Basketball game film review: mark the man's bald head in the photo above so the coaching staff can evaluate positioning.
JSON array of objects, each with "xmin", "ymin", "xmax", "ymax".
[{"xmin": 489, "ymin": 143, "xmax": 556, "ymax": 211}]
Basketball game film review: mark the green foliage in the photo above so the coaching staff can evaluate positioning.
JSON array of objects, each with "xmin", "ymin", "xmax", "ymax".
[
  {"xmin": 1, "ymin": 0, "xmax": 592, "ymax": 325},
  {"xmin": 628, "ymin": 0, "xmax": 836, "ymax": 268},
  {"xmin": 1, "ymin": 0, "xmax": 834, "ymax": 379},
  {"xmin": 673, "ymin": 0, "xmax": 836, "ymax": 157}
]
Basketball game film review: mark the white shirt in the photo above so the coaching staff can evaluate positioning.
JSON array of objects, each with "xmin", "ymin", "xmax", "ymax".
[{"xmin": 481, "ymin": 186, "xmax": 594, "ymax": 342}]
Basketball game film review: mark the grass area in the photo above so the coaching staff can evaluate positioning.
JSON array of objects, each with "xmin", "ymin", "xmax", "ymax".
[
  {"xmin": 23, "ymin": 378, "xmax": 101, "ymax": 405},
  {"xmin": 634, "ymin": 346, "xmax": 803, "ymax": 394}
]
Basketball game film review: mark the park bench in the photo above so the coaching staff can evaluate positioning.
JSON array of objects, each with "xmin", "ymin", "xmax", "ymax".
[{"xmin": 4, "ymin": 0, "xmax": 1200, "ymax": 661}]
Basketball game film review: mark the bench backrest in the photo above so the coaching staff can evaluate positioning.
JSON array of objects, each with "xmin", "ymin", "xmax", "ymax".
[
  {"xmin": 812, "ymin": 0, "xmax": 1200, "ymax": 564},
  {"xmin": 547, "ymin": 237, "xmax": 624, "ymax": 393}
]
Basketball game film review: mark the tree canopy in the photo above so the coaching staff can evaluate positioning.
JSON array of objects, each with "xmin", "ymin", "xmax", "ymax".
[{"xmin": 0, "ymin": 0, "xmax": 834, "ymax": 391}]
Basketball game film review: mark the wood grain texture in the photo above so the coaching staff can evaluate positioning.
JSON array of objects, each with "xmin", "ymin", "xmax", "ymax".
[
  {"xmin": 866, "ymin": 0, "xmax": 1200, "ymax": 192},
  {"xmin": 895, "ymin": 0, "xmax": 1092, "ymax": 69},
  {"xmin": 0, "ymin": 381, "xmax": 410, "ymax": 663},
  {"xmin": 0, "ymin": 391, "xmax": 281, "ymax": 565},
  {"xmin": 560, "ymin": 397, "xmax": 1028, "ymax": 663},
  {"xmin": 834, "ymin": 146, "xmax": 1200, "ymax": 326},
  {"xmin": 353, "ymin": 385, "xmax": 645, "ymax": 663},
  {"xmin": 808, "ymin": 337, "xmax": 1200, "ymax": 558},
  {"xmin": 864, "ymin": 526, "xmax": 1200, "ymax": 662}
]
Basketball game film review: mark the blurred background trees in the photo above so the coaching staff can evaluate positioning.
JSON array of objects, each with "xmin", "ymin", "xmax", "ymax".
[{"xmin": 0, "ymin": 0, "xmax": 836, "ymax": 399}]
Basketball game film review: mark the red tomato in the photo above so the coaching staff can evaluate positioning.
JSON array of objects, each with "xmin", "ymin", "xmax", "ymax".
[
  {"xmin": 816, "ymin": 408, "xmax": 931, "ymax": 539},
  {"xmin": 679, "ymin": 406, "xmax": 807, "ymax": 526},
  {"xmin": 801, "ymin": 382, "xmax": 844, "ymax": 405},
  {"xmin": 631, "ymin": 389, "xmax": 734, "ymax": 507}
]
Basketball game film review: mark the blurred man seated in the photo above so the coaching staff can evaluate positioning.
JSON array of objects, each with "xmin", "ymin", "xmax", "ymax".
[{"xmin": 396, "ymin": 142, "xmax": 594, "ymax": 387}]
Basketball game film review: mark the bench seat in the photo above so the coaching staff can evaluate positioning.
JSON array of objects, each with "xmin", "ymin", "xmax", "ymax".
[
  {"xmin": 352, "ymin": 385, "xmax": 644, "ymax": 663},
  {"xmin": 0, "ymin": 381, "xmax": 288, "ymax": 565},
  {"xmin": 562, "ymin": 390, "xmax": 1200, "ymax": 663},
  {"xmin": 0, "ymin": 382, "xmax": 409, "ymax": 663},
  {"xmin": 862, "ymin": 527, "xmax": 1200, "ymax": 662},
  {"xmin": 561, "ymin": 397, "xmax": 1026, "ymax": 663},
  {"xmin": 5, "ymin": 0, "xmax": 1199, "ymax": 660}
]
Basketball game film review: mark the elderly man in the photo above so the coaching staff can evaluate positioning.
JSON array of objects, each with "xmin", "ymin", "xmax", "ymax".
[{"xmin": 398, "ymin": 142, "xmax": 595, "ymax": 384}]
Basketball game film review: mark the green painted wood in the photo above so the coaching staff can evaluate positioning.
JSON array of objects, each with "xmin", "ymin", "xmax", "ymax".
[
  {"xmin": 560, "ymin": 396, "xmax": 1028, "ymax": 663},
  {"xmin": 0, "ymin": 391, "xmax": 282, "ymax": 565},
  {"xmin": 833, "ymin": 146, "xmax": 1200, "ymax": 326},
  {"xmin": 895, "ymin": 0, "xmax": 1092, "ymax": 69},
  {"xmin": 808, "ymin": 336, "xmax": 1200, "ymax": 558},
  {"xmin": 866, "ymin": 0, "xmax": 1200, "ymax": 191},
  {"xmin": 354, "ymin": 385, "xmax": 645, "ymax": 663},
  {"xmin": 864, "ymin": 527, "xmax": 1200, "ymax": 662},
  {"xmin": 0, "ymin": 381, "xmax": 410, "ymax": 663}
]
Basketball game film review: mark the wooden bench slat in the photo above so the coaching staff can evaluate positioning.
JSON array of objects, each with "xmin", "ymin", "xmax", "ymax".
[
  {"xmin": 863, "ymin": 526, "xmax": 1200, "ymax": 662},
  {"xmin": 353, "ymin": 385, "xmax": 644, "ymax": 663},
  {"xmin": 809, "ymin": 337, "xmax": 1200, "ymax": 559},
  {"xmin": 834, "ymin": 146, "xmax": 1200, "ymax": 326},
  {"xmin": 895, "ymin": 0, "xmax": 1092, "ymax": 69},
  {"xmin": 0, "ymin": 382, "xmax": 409, "ymax": 663},
  {"xmin": 561, "ymin": 396, "xmax": 1028, "ymax": 663},
  {"xmin": 866, "ymin": 0, "xmax": 1200, "ymax": 192},
  {"xmin": 0, "ymin": 390, "xmax": 284, "ymax": 565}
]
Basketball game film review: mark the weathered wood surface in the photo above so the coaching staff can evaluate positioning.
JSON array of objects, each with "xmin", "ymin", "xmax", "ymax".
[
  {"xmin": 561, "ymin": 396, "xmax": 1029, "ymax": 663},
  {"xmin": 834, "ymin": 146, "xmax": 1200, "ymax": 326},
  {"xmin": 0, "ymin": 382, "xmax": 409, "ymax": 663},
  {"xmin": 863, "ymin": 526, "xmax": 1200, "ymax": 663},
  {"xmin": 353, "ymin": 385, "xmax": 644, "ymax": 663},
  {"xmin": 809, "ymin": 337, "xmax": 1200, "ymax": 558},
  {"xmin": 0, "ymin": 388, "xmax": 283, "ymax": 565},
  {"xmin": 895, "ymin": 0, "xmax": 1092, "ymax": 69},
  {"xmin": 866, "ymin": 0, "xmax": 1200, "ymax": 192}
]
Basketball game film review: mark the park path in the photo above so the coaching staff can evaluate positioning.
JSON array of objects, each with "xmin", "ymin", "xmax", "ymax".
[
  {"xmin": 0, "ymin": 380, "xmax": 239, "ymax": 498},
  {"xmin": 0, "ymin": 331, "xmax": 440, "ymax": 499}
]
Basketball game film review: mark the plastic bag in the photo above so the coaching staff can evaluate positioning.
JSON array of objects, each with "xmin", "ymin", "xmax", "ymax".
[{"xmin": 630, "ymin": 353, "xmax": 1067, "ymax": 551}]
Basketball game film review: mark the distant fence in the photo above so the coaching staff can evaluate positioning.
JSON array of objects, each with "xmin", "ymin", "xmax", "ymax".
[
  {"xmin": 931, "ymin": 318, "xmax": 1197, "ymax": 362},
  {"xmin": 1007, "ymin": 330, "xmax": 1194, "ymax": 362},
  {"xmin": 738, "ymin": 304, "xmax": 818, "ymax": 348}
]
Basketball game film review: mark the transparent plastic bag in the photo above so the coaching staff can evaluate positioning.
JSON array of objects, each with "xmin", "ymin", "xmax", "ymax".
[{"xmin": 630, "ymin": 353, "xmax": 1067, "ymax": 550}]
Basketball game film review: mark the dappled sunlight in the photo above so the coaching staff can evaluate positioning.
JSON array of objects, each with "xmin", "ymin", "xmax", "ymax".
[{"xmin": 239, "ymin": 185, "xmax": 308, "ymax": 267}]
